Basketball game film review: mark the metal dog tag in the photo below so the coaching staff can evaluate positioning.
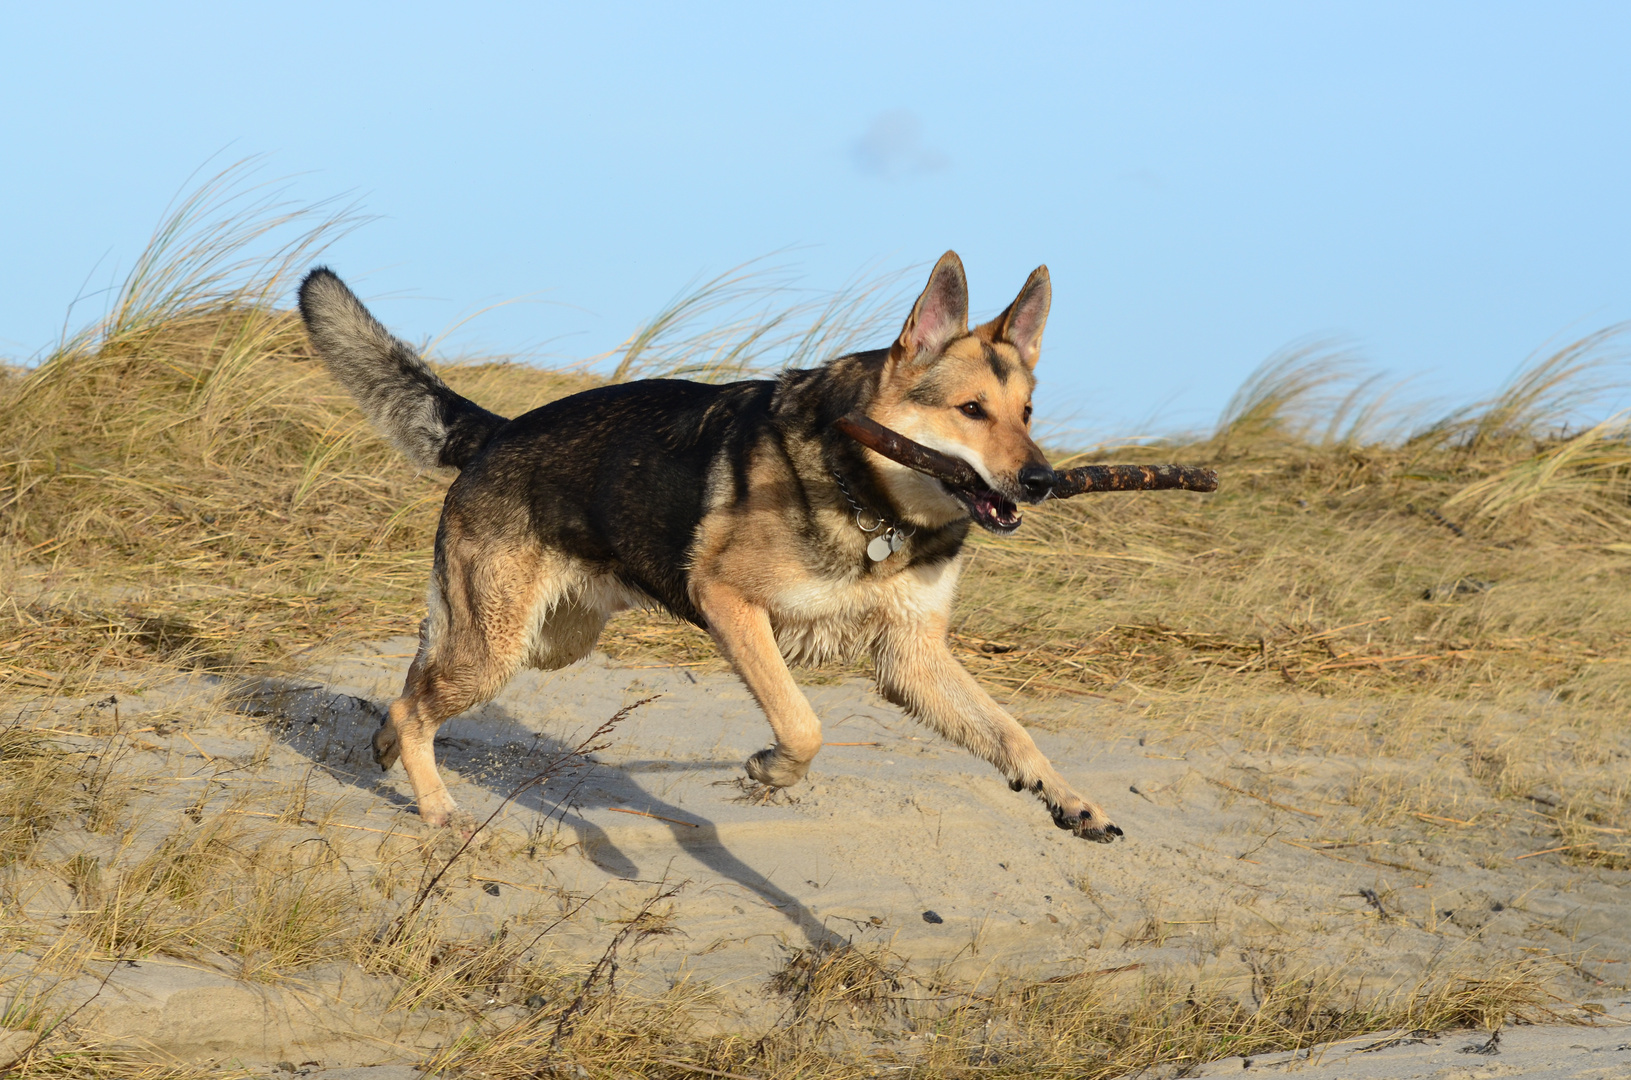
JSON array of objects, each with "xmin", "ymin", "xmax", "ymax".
[{"xmin": 867, "ymin": 534, "xmax": 893, "ymax": 561}]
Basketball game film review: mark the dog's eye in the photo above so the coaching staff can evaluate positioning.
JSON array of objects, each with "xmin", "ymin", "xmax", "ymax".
[
  {"xmin": 1023, "ymin": 404, "xmax": 1033, "ymax": 423},
  {"xmin": 959, "ymin": 401, "xmax": 986, "ymax": 420}
]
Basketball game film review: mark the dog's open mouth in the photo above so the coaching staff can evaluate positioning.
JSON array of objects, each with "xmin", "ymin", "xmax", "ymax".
[{"xmin": 951, "ymin": 484, "xmax": 1022, "ymax": 534}]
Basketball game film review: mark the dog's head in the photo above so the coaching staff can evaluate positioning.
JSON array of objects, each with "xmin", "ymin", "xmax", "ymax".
[{"xmin": 870, "ymin": 252, "xmax": 1053, "ymax": 534}]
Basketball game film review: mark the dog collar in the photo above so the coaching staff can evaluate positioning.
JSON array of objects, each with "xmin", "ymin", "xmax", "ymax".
[{"xmin": 830, "ymin": 469, "xmax": 915, "ymax": 562}]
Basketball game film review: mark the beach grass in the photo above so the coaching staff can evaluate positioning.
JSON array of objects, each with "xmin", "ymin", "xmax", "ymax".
[{"xmin": 1, "ymin": 166, "xmax": 1626, "ymax": 1075}]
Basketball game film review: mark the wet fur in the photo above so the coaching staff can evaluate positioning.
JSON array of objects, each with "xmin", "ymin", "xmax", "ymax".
[{"xmin": 297, "ymin": 254, "xmax": 1123, "ymax": 842}]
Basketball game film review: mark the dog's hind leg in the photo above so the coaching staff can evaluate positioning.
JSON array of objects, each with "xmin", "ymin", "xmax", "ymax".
[
  {"xmin": 872, "ymin": 618, "xmax": 1122, "ymax": 842},
  {"xmin": 377, "ymin": 540, "xmax": 556, "ymax": 827},
  {"xmin": 694, "ymin": 580, "xmax": 823, "ymax": 788},
  {"xmin": 380, "ymin": 664, "xmax": 487, "ymax": 829}
]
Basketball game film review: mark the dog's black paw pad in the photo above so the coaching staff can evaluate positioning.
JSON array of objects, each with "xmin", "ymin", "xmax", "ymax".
[
  {"xmin": 1079, "ymin": 820, "xmax": 1124, "ymax": 844},
  {"xmin": 1009, "ymin": 778, "xmax": 1026, "ymax": 792},
  {"xmin": 1054, "ymin": 808, "xmax": 1123, "ymax": 842}
]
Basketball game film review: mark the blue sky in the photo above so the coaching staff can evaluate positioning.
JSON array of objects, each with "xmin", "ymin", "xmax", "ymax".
[{"xmin": 3, "ymin": 2, "xmax": 1629, "ymax": 435}]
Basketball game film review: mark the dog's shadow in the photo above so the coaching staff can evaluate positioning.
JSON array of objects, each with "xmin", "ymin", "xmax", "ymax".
[{"xmin": 233, "ymin": 679, "xmax": 845, "ymax": 950}]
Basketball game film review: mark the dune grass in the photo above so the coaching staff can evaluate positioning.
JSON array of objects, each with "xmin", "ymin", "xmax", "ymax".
[
  {"xmin": 3, "ymin": 167, "xmax": 1628, "ymax": 852},
  {"xmin": 2, "ymin": 169, "xmax": 1628, "ymax": 1074},
  {"xmin": 7, "ymin": 194, "xmax": 1629, "ymax": 708}
]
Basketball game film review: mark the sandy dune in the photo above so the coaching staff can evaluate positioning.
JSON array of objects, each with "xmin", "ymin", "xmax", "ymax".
[{"xmin": 8, "ymin": 639, "xmax": 1627, "ymax": 1072}]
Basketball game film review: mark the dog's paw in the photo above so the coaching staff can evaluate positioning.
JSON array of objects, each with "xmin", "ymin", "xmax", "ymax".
[
  {"xmin": 446, "ymin": 809, "xmax": 480, "ymax": 839},
  {"xmin": 416, "ymin": 789, "xmax": 461, "ymax": 829},
  {"xmin": 745, "ymin": 747, "xmax": 810, "ymax": 788},
  {"xmin": 372, "ymin": 722, "xmax": 401, "ymax": 771},
  {"xmin": 1052, "ymin": 804, "xmax": 1123, "ymax": 843}
]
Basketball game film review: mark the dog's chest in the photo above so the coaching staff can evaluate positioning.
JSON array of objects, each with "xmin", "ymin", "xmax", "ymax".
[{"xmin": 762, "ymin": 558, "xmax": 960, "ymax": 665}]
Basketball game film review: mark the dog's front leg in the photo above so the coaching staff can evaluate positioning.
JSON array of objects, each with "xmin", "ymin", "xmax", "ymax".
[
  {"xmin": 694, "ymin": 580, "xmax": 823, "ymax": 787},
  {"xmin": 873, "ymin": 621, "xmax": 1122, "ymax": 841}
]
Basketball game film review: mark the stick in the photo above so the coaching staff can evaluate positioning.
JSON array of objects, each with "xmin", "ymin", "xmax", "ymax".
[
  {"xmin": 834, "ymin": 414, "xmax": 984, "ymax": 489},
  {"xmin": 834, "ymin": 413, "xmax": 1217, "ymax": 496},
  {"xmin": 1051, "ymin": 462, "xmax": 1220, "ymax": 496}
]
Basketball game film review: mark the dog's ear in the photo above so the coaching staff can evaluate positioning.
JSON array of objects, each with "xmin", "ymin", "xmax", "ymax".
[
  {"xmin": 890, "ymin": 251, "xmax": 968, "ymax": 367},
  {"xmin": 978, "ymin": 265, "xmax": 1050, "ymax": 371}
]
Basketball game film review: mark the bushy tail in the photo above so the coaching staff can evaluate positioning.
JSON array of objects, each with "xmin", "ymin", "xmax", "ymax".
[{"xmin": 297, "ymin": 268, "xmax": 506, "ymax": 470}]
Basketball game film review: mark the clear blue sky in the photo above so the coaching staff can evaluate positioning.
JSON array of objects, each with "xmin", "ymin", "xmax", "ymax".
[{"xmin": 3, "ymin": 2, "xmax": 1629, "ymax": 435}]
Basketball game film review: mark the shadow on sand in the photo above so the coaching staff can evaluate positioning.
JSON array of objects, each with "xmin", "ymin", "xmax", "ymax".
[{"xmin": 233, "ymin": 679, "xmax": 845, "ymax": 950}]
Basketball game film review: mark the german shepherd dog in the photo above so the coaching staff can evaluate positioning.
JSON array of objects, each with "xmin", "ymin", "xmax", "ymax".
[{"xmin": 297, "ymin": 253, "xmax": 1122, "ymax": 842}]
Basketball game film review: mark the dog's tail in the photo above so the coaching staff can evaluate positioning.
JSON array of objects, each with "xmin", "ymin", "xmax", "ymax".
[{"xmin": 297, "ymin": 267, "xmax": 506, "ymax": 470}]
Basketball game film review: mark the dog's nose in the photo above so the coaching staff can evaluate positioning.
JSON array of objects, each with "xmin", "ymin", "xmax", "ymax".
[{"xmin": 1018, "ymin": 464, "xmax": 1056, "ymax": 502}]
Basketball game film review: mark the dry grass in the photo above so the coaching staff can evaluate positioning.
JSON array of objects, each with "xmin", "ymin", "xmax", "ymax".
[
  {"xmin": 766, "ymin": 940, "xmax": 908, "ymax": 1018},
  {"xmin": 419, "ymin": 950, "xmax": 1563, "ymax": 1080},
  {"xmin": 2, "ymin": 167, "xmax": 1626, "ymax": 1075},
  {"xmin": 6, "ymin": 168, "xmax": 1630, "ymax": 718}
]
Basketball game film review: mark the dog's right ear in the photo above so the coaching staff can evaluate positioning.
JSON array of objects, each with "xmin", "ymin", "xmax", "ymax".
[{"xmin": 889, "ymin": 251, "xmax": 968, "ymax": 368}]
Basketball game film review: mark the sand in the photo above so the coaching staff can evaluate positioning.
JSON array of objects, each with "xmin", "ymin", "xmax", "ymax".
[
  {"xmin": 1188, "ymin": 1003, "xmax": 1631, "ymax": 1078},
  {"xmin": 5, "ymin": 638, "xmax": 1627, "ymax": 1073}
]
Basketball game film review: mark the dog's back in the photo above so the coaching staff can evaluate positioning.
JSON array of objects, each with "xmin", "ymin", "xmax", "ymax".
[{"xmin": 455, "ymin": 377, "xmax": 780, "ymax": 625}]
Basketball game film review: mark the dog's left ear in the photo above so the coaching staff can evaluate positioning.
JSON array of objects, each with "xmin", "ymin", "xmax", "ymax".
[{"xmin": 979, "ymin": 266, "xmax": 1050, "ymax": 371}]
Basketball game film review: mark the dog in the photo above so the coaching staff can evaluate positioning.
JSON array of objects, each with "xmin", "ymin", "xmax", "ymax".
[{"xmin": 297, "ymin": 252, "xmax": 1123, "ymax": 842}]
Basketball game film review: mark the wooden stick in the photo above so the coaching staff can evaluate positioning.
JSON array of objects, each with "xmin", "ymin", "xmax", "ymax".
[
  {"xmin": 834, "ymin": 413, "xmax": 984, "ymax": 489},
  {"xmin": 835, "ymin": 413, "xmax": 1217, "ymax": 496},
  {"xmin": 1052, "ymin": 462, "xmax": 1220, "ymax": 496}
]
